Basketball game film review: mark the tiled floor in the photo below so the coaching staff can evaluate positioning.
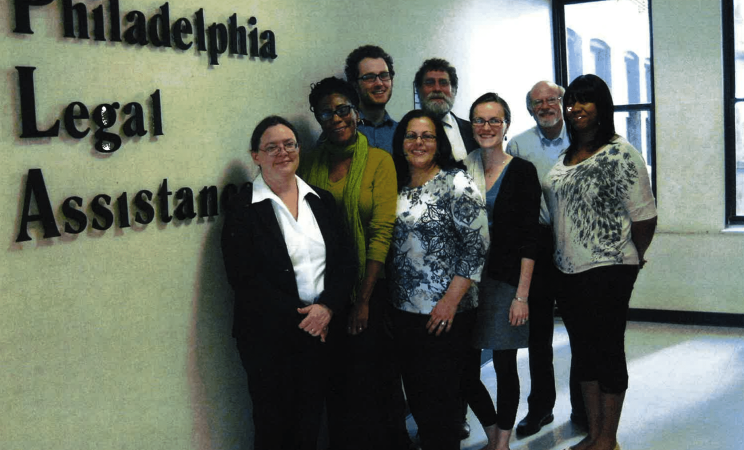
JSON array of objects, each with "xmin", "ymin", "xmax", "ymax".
[{"xmin": 406, "ymin": 320, "xmax": 744, "ymax": 450}]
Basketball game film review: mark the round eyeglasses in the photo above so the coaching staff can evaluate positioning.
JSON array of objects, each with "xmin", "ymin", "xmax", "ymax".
[{"xmin": 260, "ymin": 141, "xmax": 299, "ymax": 156}]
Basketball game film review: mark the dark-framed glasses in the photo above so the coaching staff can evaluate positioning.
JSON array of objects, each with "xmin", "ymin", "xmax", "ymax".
[
  {"xmin": 315, "ymin": 105, "xmax": 355, "ymax": 122},
  {"xmin": 531, "ymin": 96, "xmax": 562, "ymax": 108},
  {"xmin": 423, "ymin": 78, "xmax": 450, "ymax": 88},
  {"xmin": 472, "ymin": 117, "xmax": 506, "ymax": 127},
  {"xmin": 261, "ymin": 140, "xmax": 299, "ymax": 156},
  {"xmin": 358, "ymin": 72, "xmax": 392, "ymax": 83},
  {"xmin": 404, "ymin": 132, "xmax": 437, "ymax": 142}
]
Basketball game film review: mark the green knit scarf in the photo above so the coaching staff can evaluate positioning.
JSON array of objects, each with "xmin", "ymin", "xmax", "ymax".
[{"xmin": 302, "ymin": 132, "xmax": 369, "ymax": 303}]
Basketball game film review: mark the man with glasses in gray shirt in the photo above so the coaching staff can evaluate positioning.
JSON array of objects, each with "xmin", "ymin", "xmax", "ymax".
[{"xmin": 506, "ymin": 80, "xmax": 586, "ymax": 436}]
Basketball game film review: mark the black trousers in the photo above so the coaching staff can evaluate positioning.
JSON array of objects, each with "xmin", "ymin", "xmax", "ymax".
[
  {"xmin": 527, "ymin": 226, "xmax": 584, "ymax": 416},
  {"xmin": 236, "ymin": 331, "xmax": 330, "ymax": 450},
  {"xmin": 391, "ymin": 308, "xmax": 477, "ymax": 450},
  {"xmin": 327, "ymin": 280, "xmax": 410, "ymax": 450},
  {"xmin": 555, "ymin": 265, "xmax": 639, "ymax": 394}
]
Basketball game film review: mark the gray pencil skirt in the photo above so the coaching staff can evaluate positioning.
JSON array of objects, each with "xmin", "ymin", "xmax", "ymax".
[{"xmin": 472, "ymin": 277, "xmax": 529, "ymax": 350}]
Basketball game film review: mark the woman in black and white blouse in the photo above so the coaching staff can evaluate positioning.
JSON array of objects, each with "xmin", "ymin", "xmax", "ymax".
[
  {"xmin": 543, "ymin": 75, "xmax": 657, "ymax": 450},
  {"xmin": 387, "ymin": 109, "xmax": 489, "ymax": 450}
]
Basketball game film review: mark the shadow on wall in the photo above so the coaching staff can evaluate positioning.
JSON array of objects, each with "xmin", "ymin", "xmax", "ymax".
[{"xmin": 188, "ymin": 160, "xmax": 256, "ymax": 450}]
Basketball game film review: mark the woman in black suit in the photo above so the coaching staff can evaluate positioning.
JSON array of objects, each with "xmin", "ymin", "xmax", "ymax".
[
  {"xmin": 462, "ymin": 93, "xmax": 541, "ymax": 450},
  {"xmin": 221, "ymin": 116, "xmax": 355, "ymax": 450}
]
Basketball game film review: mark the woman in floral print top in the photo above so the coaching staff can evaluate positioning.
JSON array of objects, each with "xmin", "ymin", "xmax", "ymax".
[{"xmin": 387, "ymin": 110, "xmax": 489, "ymax": 450}]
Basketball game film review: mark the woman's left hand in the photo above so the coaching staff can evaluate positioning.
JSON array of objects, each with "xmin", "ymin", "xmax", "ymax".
[
  {"xmin": 298, "ymin": 304, "xmax": 333, "ymax": 342},
  {"xmin": 509, "ymin": 300, "xmax": 529, "ymax": 327},
  {"xmin": 347, "ymin": 301, "xmax": 369, "ymax": 335},
  {"xmin": 427, "ymin": 298, "xmax": 457, "ymax": 336}
]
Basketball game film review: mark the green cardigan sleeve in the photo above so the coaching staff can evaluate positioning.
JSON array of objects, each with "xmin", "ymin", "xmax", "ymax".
[{"xmin": 363, "ymin": 148, "xmax": 398, "ymax": 264}]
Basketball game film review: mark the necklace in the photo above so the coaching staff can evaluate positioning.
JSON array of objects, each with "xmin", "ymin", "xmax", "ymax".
[{"xmin": 484, "ymin": 153, "xmax": 509, "ymax": 173}]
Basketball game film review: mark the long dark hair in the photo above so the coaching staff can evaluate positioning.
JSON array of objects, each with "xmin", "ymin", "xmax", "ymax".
[
  {"xmin": 392, "ymin": 109, "xmax": 465, "ymax": 191},
  {"xmin": 564, "ymin": 74, "xmax": 616, "ymax": 156}
]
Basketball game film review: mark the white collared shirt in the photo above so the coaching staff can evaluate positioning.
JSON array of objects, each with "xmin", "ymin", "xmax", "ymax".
[
  {"xmin": 252, "ymin": 174, "xmax": 326, "ymax": 304},
  {"xmin": 442, "ymin": 112, "xmax": 468, "ymax": 161}
]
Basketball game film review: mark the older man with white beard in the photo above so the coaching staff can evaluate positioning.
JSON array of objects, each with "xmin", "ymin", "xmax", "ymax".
[
  {"xmin": 414, "ymin": 58, "xmax": 479, "ymax": 161},
  {"xmin": 506, "ymin": 80, "xmax": 586, "ymax": 437}
]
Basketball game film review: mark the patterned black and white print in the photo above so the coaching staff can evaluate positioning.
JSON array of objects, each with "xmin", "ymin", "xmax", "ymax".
[
  {"xmin": 388, "ymin": 168, "xmax": 489, "ymax": 314},
  {"xmin": 543, "ymin": 138, "xmax": 657, "ymax": 274}
]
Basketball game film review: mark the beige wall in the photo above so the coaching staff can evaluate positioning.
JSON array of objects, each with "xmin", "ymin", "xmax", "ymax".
[
  {"xmin": 636, "ymin": 0, "xmax": 744, "ymax": 314},
  {"xmin": 1, "ymin": 0, "xmax": 552, "ymax": 448}
]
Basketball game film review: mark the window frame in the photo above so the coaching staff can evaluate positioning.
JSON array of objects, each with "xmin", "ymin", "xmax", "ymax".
[
  {"xmin": 724, "ymin": 0, "xmax": 743, "ymax": 225},
  {"xmin": 552, "ymin": 0, "xmax": 657, "ymax": 197}
]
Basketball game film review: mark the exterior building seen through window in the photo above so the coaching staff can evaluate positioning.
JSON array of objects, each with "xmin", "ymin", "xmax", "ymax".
[{"xmin": 559, "ymin": 0, "xmax": 655, "ymax": 185}]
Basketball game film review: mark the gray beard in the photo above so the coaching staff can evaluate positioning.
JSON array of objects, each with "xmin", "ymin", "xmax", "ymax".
[
  {"xmin": 422, "ymin": 96, "xmax": 454, "ymax": 116},
  {"xmin": 537, "ymin": 114, "xmax": 560, "ymax": 129}
]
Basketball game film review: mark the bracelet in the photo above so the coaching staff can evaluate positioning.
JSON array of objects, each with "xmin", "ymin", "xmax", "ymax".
[{"xmin": 514, "ymin": 296, "xmax": 528, "ymax": 303}]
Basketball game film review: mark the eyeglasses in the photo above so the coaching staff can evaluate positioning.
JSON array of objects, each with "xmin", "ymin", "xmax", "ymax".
[
  {"xmin": 315, "ymin": 105, "xmax": 355, "ymax": 122},
  {"xmin": 404, "ymin": 132, "xmax": 437, "ymax": 142},
  {"xmin": 260, "ymin": 141, "xmax": 299, "ymax": 156},
  {"xmin": 358, "ymin": 72, "xmax": 392, "ymax": 83},
  {"xmin": 423, "ymin": 78, "xmax": 450, "ymax": 88},
  {"xmin": 472, "ymin": 118, "xmax": 506, "ymax": 127},
  {"xmin": 531, "ymin": 97, "xmax": 562, "ymax": 108}
]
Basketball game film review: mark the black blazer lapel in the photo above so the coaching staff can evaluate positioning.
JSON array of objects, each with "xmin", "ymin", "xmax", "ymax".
[
  {"xmin": 306, "ymin": 194, "xmax": 332, "ymax": 248},
  {"xmin": 453, "ymin": 113, "xmax": 480, "ymax": 154},
  {"xmin": 252, "ymin": 199, "xmax": 286, "ymax": 246}
]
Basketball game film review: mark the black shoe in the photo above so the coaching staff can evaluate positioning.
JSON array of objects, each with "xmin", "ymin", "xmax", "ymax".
[
  {"xmin": 395, "ymin": 433, "xmax": 421, "ymax": 450},
  {"xmin": 570, "ymin": 411, "xmax": 588, "ymax": 430},
  {"xmin": 406, "ymin": 440, "xmax": 422, "ymax": 450},
  {"xmin": 458, "ymin": 421, "xmax": 471, "ymax": 440},
  {"xmin": 516, "ymin": 411, "xmax": 554, "ymax": 436}
]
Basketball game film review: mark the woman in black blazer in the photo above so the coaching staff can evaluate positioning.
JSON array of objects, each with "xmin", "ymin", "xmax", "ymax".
[
  {"xmin": 221, "ymin": 116, "xmax": 355, "ymax": 450},
  {"xmin": 462, "ymin": 94, "xmax": 541, "ymax": 450}
]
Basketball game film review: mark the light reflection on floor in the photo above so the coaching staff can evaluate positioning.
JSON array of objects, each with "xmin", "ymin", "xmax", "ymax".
[{"xmin": 406, "ymin": 320, "xmax": 744, "ymax": 450}]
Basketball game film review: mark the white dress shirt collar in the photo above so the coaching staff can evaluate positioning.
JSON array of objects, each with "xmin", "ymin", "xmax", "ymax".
[
  {"xmin": 252, "ymin": 173, "xmax": 326, "ymax": 304},
  {"xmin": 441, "ymin": 112, "xmax": 468, "ymax": 161},
  {"xmin": 252, "ymin": 173, "xmax": 320, "ymax": 205}
]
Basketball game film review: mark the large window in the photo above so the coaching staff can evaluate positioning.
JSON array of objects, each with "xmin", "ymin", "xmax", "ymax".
[
  {"xmin": 725, "ymin": 0, "xmax": 744, "ymax": 224},
  {"xmin": 553, "ymin": 0, "xmax": 656, "ymax": 189}
]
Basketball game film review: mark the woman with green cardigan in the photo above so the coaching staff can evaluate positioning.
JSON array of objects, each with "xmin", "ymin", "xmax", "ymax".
[{"xmin": 299, "ymin": 76, "xmax": 406, "ymax": 450}]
